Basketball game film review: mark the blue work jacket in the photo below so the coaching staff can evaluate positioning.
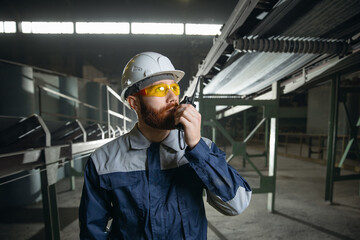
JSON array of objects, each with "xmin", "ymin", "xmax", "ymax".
[{"xmin": 79, "ymin": 125, "xmax": 251, "ymax": 239}]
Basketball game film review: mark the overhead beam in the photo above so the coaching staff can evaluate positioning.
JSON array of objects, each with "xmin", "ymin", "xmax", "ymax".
[
  {"xmin": 203, "ymin": 95, "xmax": 276, "ymax": 107},
  {"xmin": 185, "ymin": 0, "xmax": 260, "ymax": 96},
  {"xmin": 197, "ymin": 0, "xmax": 260, "ymax": 76}
]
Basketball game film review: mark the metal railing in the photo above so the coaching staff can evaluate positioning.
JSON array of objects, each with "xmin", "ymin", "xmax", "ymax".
[
  {"xmin": 38, "ymin": 84, "xmax": 132, "ymax": 134},
  {"xmin": 106, "ymin": 85, "xmax": 132, "ymax": 137},
  {"xmin": 0, "ymin": 62, "xmax": 137, "ymax": 239}
]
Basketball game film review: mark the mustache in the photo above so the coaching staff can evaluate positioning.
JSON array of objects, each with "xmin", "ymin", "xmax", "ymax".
[{"xmin": 161, "ymin": 102, "xmax": 179, "ymax": 112}]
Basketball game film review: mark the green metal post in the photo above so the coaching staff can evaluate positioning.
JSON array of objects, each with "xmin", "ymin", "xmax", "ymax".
[
  {"xmin": 212, "ymin": 126, "xmax": 216, "ymax": 143},
  {"xmin": 40, "ymin": 166, "xmax": 61, "ymax": 240},
  {"xmin": 243, "ymin": 111, "xmax": 247, "ymax": 168},
  {"xmin": 325, "ymin": 75, "xmax": 340, "ymax": 202},
  {"xmin": 199, "ymin": 77, "xmax": 204, "ymax": 136},
  {"xmin": 70, "ymin": 159, "xmax": 76, "ymax": 190},
  {"xmin": 267, "ymin": 82, "xmax": 279, "ymax": 212},
  {"xmin": 264, "ymin": 115, "xmax": 269, "ymax": 167}
]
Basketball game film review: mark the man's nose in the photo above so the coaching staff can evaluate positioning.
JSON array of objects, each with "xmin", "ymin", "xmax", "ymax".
[{"xmin": 166, "ymin": 88, "xmax": 177, "ymax": 103}]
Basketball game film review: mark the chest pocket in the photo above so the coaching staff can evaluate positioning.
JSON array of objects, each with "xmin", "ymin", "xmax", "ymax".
[{"xmin": 99, "ymin": 171, "xmax": 145, "ymax": 215}]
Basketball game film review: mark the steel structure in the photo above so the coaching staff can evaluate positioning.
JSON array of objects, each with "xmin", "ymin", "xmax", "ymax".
[
  {"xmin": 184, "ymin": 0, "xmax": 360, "ymax": 211},
  {"xmin": 199, "ymin": 79, "xmax": 279, "ymax": 211},
  {"xmin": 325, "ymin": 75, "xmax": 360, "ymax": 203},
  {"xmin": 0, "ymin": 61, "xmax": 136, "ymax": 239}
]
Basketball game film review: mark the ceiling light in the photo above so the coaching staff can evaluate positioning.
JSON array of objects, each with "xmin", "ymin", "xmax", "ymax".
[
  {"xmin": 185, "ymin": 24, "xmax": 222, "ymax": 35},
  {"xmin": 185, "ymin": 23, "xmax": 222, "ymax": 35},
  {"xmin": 0, "ymin": 21, "xmax": 16, "ymax": 33},
  {"xmin": 131, "ymin": 22, "xmax": 184, "ymax": 35},
  {"xmin": 76, "ymin": 22, "xmax": 130, "ymax": 34},
  {"xmin": 21, "ymin": 22, "xmax": 74, "ymax": 34}
]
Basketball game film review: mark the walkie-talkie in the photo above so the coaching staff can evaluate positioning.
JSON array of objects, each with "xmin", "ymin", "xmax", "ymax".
[
  {"xmin": 176, "ymin": 76, "xmax": 202, "ymax": 150},
  {"xmin": 175, "ymin": 75, "xmax": 201, "ymax": 131}
]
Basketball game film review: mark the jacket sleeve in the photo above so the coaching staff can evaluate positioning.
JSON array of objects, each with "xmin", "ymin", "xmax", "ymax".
[
  {"xmin": 185, "ymin": 138, "xmax": 252, "ymax": 216},
  {"xmin": 79, "ymin": 158, "xmax": 112, "ymax": 239}
]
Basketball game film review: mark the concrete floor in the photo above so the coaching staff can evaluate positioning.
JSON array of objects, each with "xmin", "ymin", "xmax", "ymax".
[{"xmin": 0, "ymin": 150, "xmax": 359, "ymax": 240}]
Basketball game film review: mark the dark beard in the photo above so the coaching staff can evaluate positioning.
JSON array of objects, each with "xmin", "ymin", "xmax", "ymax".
[{"xmin": 139, "ymin": 96, "xmax": 178, "ymax": 130}]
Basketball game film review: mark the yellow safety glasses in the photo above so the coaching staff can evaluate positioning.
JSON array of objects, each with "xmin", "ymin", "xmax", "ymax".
[{"xmin": 135, "ymin": 83, "xmax": 180, "ymax": 97}]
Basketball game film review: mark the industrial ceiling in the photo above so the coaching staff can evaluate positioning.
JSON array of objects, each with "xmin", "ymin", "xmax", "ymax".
[
  {"xmin": 186, "ymin": 0, "xmax": 360, "ymax": 117},
  {"xmin": 0, "ymin": 0, "xmax": 359, "ymax": 108}
]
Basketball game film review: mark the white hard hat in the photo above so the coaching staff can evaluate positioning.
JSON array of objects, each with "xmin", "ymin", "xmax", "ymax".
[{"xmin": 120, "ymin": 52, "xmax": 185, "ymax": 104}]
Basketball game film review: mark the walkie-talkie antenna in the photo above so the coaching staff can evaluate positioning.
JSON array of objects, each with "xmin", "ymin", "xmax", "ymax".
[
  {"xmin": 179, "ymin": 75, "xmax": 202, "ymax": 108},
  {"xmin": 188, "ymin": 75, "xmax": 202, "ymax": 104}
]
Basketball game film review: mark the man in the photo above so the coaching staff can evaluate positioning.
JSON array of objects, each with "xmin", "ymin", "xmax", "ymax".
[{"xmin": 79, "ymin": 52, "xmax": 252, "ymax": 239}]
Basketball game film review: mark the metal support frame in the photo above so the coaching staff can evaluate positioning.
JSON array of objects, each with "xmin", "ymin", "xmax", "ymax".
[
  {"xmin": 1, "ymin": 61, "xmax": 136, "ymax": 239},
  {"xmin": 325, "ymin": 76, "xmax": 360, "ymax": 202},
  {"xmin": 325, "ymin": 75, "xmax": 339, "ymax": 202},
  {"xmin": 0, "ymin": 140, "xmax": 114, "ymax": 240},
  {"xmin": 0, "ymin": 114, "xmax": 115, "ymax": 240},
  {"xmin": 199, "ymin": 79, "xmax": 279, "ymax": 212},
  {"xmin": 338, "ymin": 88, "xmax": 360, "ymax": 167},
  {"xmin": 39, "ymin": 116, "xmax": 61, "ymax": 240},
  {"xmin": 243, "ymin": 111, "xmax": 247, "ymax": 168},
  {"xmin": 40, "ymin": 158, "xmax": 61, "ymax": 240},
  {"xmin": 40, "ymin": 171, "xmax": 60, "ymax": 239},
  {"xmin": 69, "ymin": 120, "xmax": 87, "ymax": 190},
  {"xmin": 1, "ymin": 114, "xmax": 63, "ymax": 240},
  {"xmin": 106, "ymin": 86, "xmax": 132, "ymax": 135},
  {"xmin": 267, "ymin": 82, "xmax": 279, "ymax": 212}
]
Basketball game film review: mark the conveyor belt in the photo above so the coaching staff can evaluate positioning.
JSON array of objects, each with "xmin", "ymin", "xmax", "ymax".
[
  {"xmin": 0, "ymin": 113, "xmax": 118, "ymax": 240},
  {"xmin": 0, "ymin": 114, "xmax": 116, "ymax": 179}
]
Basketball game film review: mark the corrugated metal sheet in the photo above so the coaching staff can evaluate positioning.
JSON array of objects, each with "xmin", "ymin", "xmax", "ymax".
[{"xmin": 202, "ymin": 0, "xmax": 360, "ymax": 100}]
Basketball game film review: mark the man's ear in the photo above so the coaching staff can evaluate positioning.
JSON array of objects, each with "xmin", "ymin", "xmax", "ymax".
[{"xmin": 127, "ymin": 96, "xmax": 139, "ymax": 111}]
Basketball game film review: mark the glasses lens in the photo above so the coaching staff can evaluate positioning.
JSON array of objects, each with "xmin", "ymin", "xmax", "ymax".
[
  {"xmin": 149, "ymin": 84, "xmax": 167, "ymax": 96},
  {"xmin": 170, "ymin": 83, "xmax": 180, "ymax": 96}
]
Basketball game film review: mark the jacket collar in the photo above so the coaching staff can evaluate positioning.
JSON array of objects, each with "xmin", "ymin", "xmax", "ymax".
[{"xmin": 129, "ymin": 124, "xmax": 182, "ymax": 152}]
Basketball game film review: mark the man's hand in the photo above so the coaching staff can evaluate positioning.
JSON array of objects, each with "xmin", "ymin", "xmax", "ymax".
[{"xmin": 175, "ymin": 104, "xmax": 201, "ymax": 149}]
